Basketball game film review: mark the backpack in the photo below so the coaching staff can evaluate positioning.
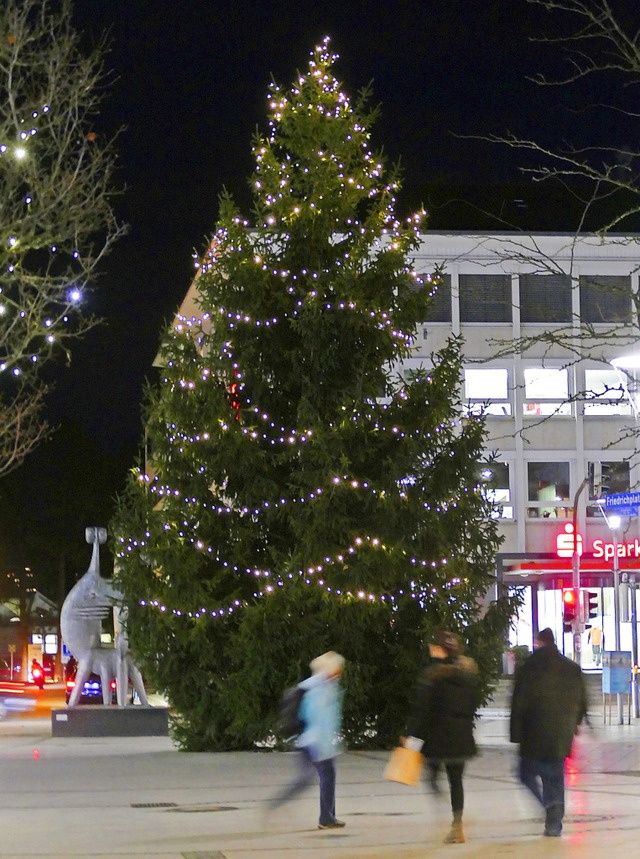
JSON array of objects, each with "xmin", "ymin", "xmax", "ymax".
[{"xmin": 278, "ymin": 684, "xmax": 306, "ymax": 737}]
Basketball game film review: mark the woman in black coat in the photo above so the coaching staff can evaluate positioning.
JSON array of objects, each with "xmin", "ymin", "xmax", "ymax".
[{"xmin": 405, "ymin": 630, "xmax": 480, "ymax": 845}]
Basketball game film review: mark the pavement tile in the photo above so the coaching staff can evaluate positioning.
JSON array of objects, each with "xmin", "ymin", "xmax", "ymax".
[{"xmin": 1, "ymin": 707, "xmax": 640, "ymax": 856}]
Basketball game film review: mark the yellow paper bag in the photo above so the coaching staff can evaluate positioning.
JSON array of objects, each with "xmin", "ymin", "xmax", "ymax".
[{"xmin": 383, "ymin": 746, "xmax": 423, "ymax": 787}]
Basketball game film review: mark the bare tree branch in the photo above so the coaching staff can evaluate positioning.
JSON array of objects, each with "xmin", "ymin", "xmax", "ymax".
[
  {"xmin": 526, "ymin": 0, "xmax": 640, "ymax": 84},
  {"xmin": 0, "ymin": 0, "xmax": 127, "ymax": 475}
]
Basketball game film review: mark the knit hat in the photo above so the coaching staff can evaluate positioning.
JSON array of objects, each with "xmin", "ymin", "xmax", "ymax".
[
  {"xmin": 310, "ymin": 651, "xmax": 345, "ymax": 676},
  {"xmin": 535, "ymin": 627, "xmax": 555, "ymax": 646}
]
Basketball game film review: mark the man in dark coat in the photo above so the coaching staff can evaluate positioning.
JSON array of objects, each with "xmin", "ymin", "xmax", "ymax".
[
  {"xmin": 405, "ymin": 630, "xmax": 480, "ymax": 844},
  {"xmin": 510, "ymin": 627, "xmax": 588, "ymax": 837}
]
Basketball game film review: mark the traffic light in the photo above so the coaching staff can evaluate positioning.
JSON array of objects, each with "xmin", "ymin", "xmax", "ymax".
[
  {"xmin": 563, "ymin": 588, "xmax": 578, "ymax": 632},
  {"xmin": 586, "ymin": 590, "xmax": 598, "ymax": 620}
]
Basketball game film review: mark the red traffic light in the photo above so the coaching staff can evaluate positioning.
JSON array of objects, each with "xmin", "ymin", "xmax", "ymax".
[{"xmin": 562, "ymin": 588, "xmax": 578, "ymax": 624}]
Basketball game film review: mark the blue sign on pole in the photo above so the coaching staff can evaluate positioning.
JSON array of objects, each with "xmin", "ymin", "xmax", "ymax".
[
  {"xmin": 602, "ymin": 651, "xmax": 632, "ymax": 694},
  {"xmin": 605, "ymin": 492, "xmax": 640, "ymax": 513}
]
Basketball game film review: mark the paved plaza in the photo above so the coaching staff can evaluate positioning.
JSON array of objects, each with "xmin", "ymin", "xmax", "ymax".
[{"xmin": 1, "ymin": 701, "xmax": 640, "ymax": 858}]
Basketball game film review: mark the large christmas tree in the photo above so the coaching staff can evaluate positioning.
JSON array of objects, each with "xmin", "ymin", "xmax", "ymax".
[{"xmin": 113, "ymin": 39, "xmax": 514, "ymax": 750}]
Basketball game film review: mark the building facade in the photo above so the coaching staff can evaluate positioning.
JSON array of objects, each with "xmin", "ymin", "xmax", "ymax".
[{"xmin": 407, "ymin": 232, "xmax": 640, "ymax": 666}]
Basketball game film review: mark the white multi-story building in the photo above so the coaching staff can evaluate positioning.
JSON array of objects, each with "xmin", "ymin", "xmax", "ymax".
[
  {"xmin": 175, "ymin": 230, "xmax": 640, "ymax": 666},
  {"xmin": 409, "ymin": 232, "xmax": 640, "ymax": 665}
]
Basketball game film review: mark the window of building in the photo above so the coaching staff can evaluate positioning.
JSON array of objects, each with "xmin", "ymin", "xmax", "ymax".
[
  {"xmin": 423, "ymin": 273, "xmax": 451, "ymax": 323},
  {"xmin": 527, "ymin": 461, "xmax": 571, "ymax": 518},
  {"xmin": 520, "ymin": 274, "xmax": 572, "ymax": 323},
  {"xmin": 396, "ymin": 358, "xmax": 430, "ymax": 384},
  {"xmin": 580, "ymin": 275, "xmax": 632, "ymax": 324},
  {"xmin": 583, "ymin": 368, "xmax": 631, "ymax": 415},
  {"xmin": 459, "ymin": 274, "xmax": 512, "ymax": 323},
  {"xmin": 587, "ymin": 460, "xmax": 631, "ymax": 518},
  {"xmin": 523, "ymin": 367, "xmax": 571, "ymax": 416},
  {"xmin": 464, "ymin": 368, "xmax": 511, "ymax": 415},
  {"xmin": 478, "ymin": 461, "xmax": 513, "ymax": 519}
]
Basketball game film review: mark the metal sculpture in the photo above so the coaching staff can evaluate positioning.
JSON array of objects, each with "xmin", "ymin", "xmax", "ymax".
[{"xmin": 61, "ymin": 527, "xmax": 149, "ymax": 707}]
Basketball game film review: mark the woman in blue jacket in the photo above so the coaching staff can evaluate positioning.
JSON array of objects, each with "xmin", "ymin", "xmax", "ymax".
[{"xmin": 269, "ymin": 651, "xmax": 346, "ymax": 829}]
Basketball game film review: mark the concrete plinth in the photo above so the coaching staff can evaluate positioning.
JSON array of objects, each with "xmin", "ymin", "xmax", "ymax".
[{"xmin": 51, "ymin": 705, "xmax": 169, "ymax": 737}]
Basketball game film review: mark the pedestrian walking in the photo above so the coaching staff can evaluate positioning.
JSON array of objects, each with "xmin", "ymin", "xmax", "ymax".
[
  {"xmin": 588, "ymin": 624, "xmax": 603, "ymax": 666},
  {"xmin": 268, "ymin": 651, "xmax": 346, "ymax": 830},
  {"xmin": 404, "ymin": 630, "xmax": 480, "ymax": 844},
  {"xmin": 510, "ymin": 627, "xmax": 588, "ymax": 837}
]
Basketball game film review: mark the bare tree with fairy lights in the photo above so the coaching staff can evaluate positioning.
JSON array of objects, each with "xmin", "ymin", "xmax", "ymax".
[
  {"xmin": 0, "ymin": 0, "xmax": 126, "ymax": 477},
  {"xmin": 113, "ymin": 39, "xmax": 517, "ymax": 751}
]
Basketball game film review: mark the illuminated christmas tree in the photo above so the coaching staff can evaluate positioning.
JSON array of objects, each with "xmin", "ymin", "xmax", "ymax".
[{"xmin": 114, "ymin": 39, "xmax": 514, "ymax": 750}]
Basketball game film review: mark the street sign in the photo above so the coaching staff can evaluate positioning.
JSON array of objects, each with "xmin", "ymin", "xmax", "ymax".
[
  {"xmin": 603, "ymin": 651, "xmax": 632, "ymax": 694},
  {"xmin": 604, "ymin": 492, "xmax": 640, "ymax": 515}
]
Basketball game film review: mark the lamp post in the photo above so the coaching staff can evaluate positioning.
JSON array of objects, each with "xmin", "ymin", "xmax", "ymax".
[
  {"xmin": 609, "ymin": 514, "xmax": 624, "ymax": 725},
  {"xmin": 572, "ymin": 478, "xmax": 589, "ymax": 666},
  {"xmin": 630, "ymin": 575, "xmax": 639, "ymax": 718},
  {"xmin": 611, "ymin": 348, "xmax": 640, "ymax": 719}
]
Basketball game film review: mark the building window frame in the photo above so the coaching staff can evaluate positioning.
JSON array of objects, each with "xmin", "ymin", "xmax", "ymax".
[
  {"xmin": 459, "ymin": 274, "xmax": 513, "ymax": 324},
  {"xmin": 582, "ymin": 367, "xmax": 632, "ymax": 416},
  {"xmin": 519, "ymin": 273, "xmax": 572, "ymax": 324},
  {"xmin": 526, "ymin": 460, "xmax": 572, "ymax": 519},
  {"xmin": 579, "ymin": 274, "xmax": 632, "ymax": 325},
  {"xmin": 586, "ymin": 460, "xmax": 631, "ymax": 518},
  {"xmin": 478, "ymin": 461, "xmax": 514, "ymax": 519},
  {"xmin": 464, "ymin": 367, "xmax": 512, "ymax": 416},
  {"xmin": 523, "ymin": 366, "xmax": 572, "ymax": 417}
]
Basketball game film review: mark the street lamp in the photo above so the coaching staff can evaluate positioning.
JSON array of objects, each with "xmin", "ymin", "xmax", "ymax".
[{"xmin": 610, "ymin": 351, "xmax": 640, "ymax": 418}]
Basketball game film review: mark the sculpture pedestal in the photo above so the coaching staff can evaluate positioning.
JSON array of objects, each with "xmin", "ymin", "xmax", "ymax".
[{"xmin": 52, "ymin": 705, "xmax": 169, "ymax": 737}]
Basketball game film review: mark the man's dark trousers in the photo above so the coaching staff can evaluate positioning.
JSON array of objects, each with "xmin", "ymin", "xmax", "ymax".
[{"xmin": 518, "ymin": 757, "xmax": 564, "ymax": 836}]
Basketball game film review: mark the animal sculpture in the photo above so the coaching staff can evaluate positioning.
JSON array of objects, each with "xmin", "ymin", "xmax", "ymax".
[{"xmin": 61, "ymin": 527, "xmax": 148, "ymax": 707}]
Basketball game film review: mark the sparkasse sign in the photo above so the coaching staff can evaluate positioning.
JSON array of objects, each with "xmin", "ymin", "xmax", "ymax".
[
  {"xmin": 592, "ymin": 537, "xmax": 640, "ymax": 561},
  {"xmin": 556, "ymin": 523, "xmax": 640, "ymax": 562}
]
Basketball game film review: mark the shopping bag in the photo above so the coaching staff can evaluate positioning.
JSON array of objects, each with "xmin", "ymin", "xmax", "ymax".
[{"xmin": 383, "ymin": 746, "xmax": 423, "ymax": 786}]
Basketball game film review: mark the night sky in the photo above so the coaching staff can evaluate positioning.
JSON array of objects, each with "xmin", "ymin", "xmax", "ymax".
[{"xmin": 1, "ymin": 0, "xmax": 637, "ymax": 590}]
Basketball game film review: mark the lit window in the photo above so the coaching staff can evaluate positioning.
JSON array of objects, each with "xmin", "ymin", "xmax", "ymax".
[
  {"xmin": 523, "ymin": 368, "xmax": 571, "ymax": 416},
  {"xmin": 464, "ymin": 368, "xmax": 511, "ymax": 416},
  {"xmin": 583, "ymin": 368, "xmax": 631, "ymax": 416},
  {"xmin": 527, "ymin": 462, "xmax": 571, "ymax": 518},
  {"xmin": 478, "ymin": 462, "xmax": 513, "ymax": 519}
]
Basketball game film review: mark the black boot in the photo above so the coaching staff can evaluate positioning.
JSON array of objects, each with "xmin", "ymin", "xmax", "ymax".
[{"xmin": 544, "ymin": 803, "xmax": 563, "ymax": 837}]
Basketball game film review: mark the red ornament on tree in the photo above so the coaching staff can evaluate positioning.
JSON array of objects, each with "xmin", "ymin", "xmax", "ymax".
[{"xmin": 229, "ymin": 371, "xmax": 241, "ymax": 421}]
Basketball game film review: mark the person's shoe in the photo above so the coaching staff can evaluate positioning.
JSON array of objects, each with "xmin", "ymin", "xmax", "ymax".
[
  {"xmin": 444, "ymin": 822, "xmax": 465, "ymax": 843},
  {"xmin": 318, "ymin": 819, "xmax": 346, "ymax": 829},
  {"xmin": 544, "ymin": 803, "xmax": 563, "ymax": 837}
]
